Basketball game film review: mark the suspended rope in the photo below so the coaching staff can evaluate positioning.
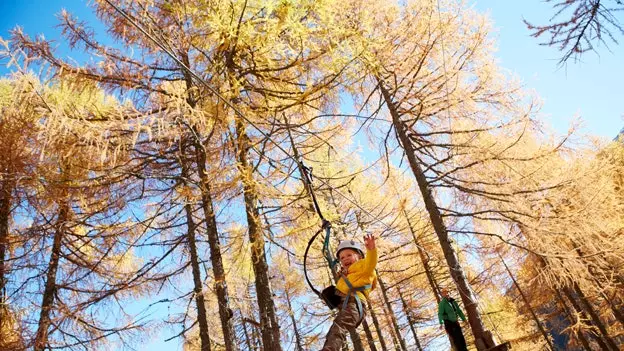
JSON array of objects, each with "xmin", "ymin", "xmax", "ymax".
[
  {"xmin": 104, "ymin": 0, "xmax": 435, "ymax": 307},
  {"xmin": 284, "ymin": 117, "xmax": 339, "ymax": 307}
]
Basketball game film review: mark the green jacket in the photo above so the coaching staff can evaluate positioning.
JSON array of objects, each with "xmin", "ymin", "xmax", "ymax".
[{"xmin": 438, "ymin": 297, "xmax": 466, "ymax": 324}]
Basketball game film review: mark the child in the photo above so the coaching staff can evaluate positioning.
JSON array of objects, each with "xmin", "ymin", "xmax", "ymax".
[{"xmin": 321, "ymin": 234, "xmax": 377, "ymax": 351}]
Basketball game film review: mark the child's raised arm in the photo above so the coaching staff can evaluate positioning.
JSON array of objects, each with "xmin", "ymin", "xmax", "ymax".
[
  {"xmin": 362, "ymin": 234, "xmax": 377, "ymax": 273},
  {"xmin": 364, "ymin": 234, "xmax": 376, "ymax": 250}
]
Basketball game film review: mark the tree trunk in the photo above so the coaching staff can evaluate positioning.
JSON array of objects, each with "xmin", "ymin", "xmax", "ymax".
[
  {"xmin": 0, "ymin": 182, "xmax": 11, "ymax": 328},
  {"xmin": 380, "ymin": 81, "xmax": 494, "ymax": 350},
  {"xmin": 180, "ymin": 50, "xmax": 238, "ymax": 351},
  {"xmin": 404, "ymin": 210, "xmax": 460, "ymax": 349},
  {"xmin": 538, "ymin": 253, "xmax": 618, "ymax": 351},
  {"xmin": 194, "ymin": 143, "xmax": 237, "ymax": 350},
  {"xmin": 553, "ymin": 289, "xmax": 592, "ymax": 351},
  {"xmin": 571, "ymin": 282, "xmax": 619, "ymax": 350},
  {"xmin": 367, "ymin": 299, "xmax": 390, "ymax": 351},
  {"xmin": 384, "ymin": 311, "xmax": 402, "ymax": 351},
  {"xmin": 377, "ymin": 275, "xmax": 408, "ymax": 351},
  {"xmin": 349, "ymin": 328, "xmax": 366, "ymax": 351},
  {"xmin": 571, "ymin": 240, "xmax": 624, "ymax": 329},
  {"xmin": 398, "ymin": 287, "xmax": 423, "ymax": 351},
  {"xmin": 285, "ymin": 290, "xmax": 304, "ymax": 351},
  {"xmin": 242, "ymin": 315, "xmax": 254, "ymax": 351},
  {"xmin": 181, "ymin": 155, "xmax": 212, "ymax": 351},
  {"xmin": 498, "ymin": 253, "xmax": 553, "ymax": 350},
  {"xmin": 34, "ymin": 200, "xmax": 69, "ymax": 351},
  {"xmin": 362, "ymin": 319, "xmax": 379, "ymax": 351},
  {"xmin": 404, "ymin": 209, "xmax": 441, "ymax": 303},
  {"xmin": 561, "ymin": 286, "xmax": 612, "ymax": 350},
  {"xmin": 235, "ymin": 118, "xmax": 282, "ymax": 350}
]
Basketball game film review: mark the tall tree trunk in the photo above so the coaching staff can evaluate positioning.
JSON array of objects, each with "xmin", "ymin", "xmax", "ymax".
[
  {"xmin": 571, "ymin": 240, "xmax": 624, "ymax": 329},
  {"xmin": 0, "ymin": 181, "xmax": 11, "ymax": 329},
  {"xmin": 561, "ymin": 286, "xmax": 612, "ymax": 350},
  {"xmin": 404, "ymin": 209, "xmax": 441, "ymax": 303},
  {"xmin": 242, "ymin": 315, "xmax": 253, "ymax": 351},
  {"xmin": 498, "ymin": 253, "xmax": 554, "ymax": 350},
  {"xmin": 235, "ymin": 118, "xmax": 282, "ymax": 350},
  {"xmin": 180, "ymin": 51, "xmax": 237, "ymax": 351},
  {"xmin": 181, "ymin": 155, "xmax": 212, "ymax": 351},
  {"xmin": 377, "ymin": 275, "xmax": 408, "ymax": 351},
  {"xmin": 383, "ymin": 310, "xmax": 402, "ymax": 351},
  {"xmin": 285, "ymin": 290, "xmax": 304, "ymax": 351},
  {"xmin": 404, "ymin": 210, "xmax": 459, "ymax": 349},
  {"xmin": 553, "ymin": 289, "xmax": 592, "ymax": 351},
  {"xmin": 367, "ymin": 299, "xmax": 390, "ymax": 351},
  {"xmin": 380, "ymin": 81, "xmax": 494, "ymax": 350},
  {"xmin": 570, "ymin": 282, "xmax": 619, "ymax": 350},
  {"xmin": 538, "ymin": 252, "xmax": 619, "ymax": 351},
  {"xmin": 194, "ymin": 143, "xmax": 237, "ymax": 350},
  {"xmin": 349, "ymin": 329, "xmax": 365, "ymax": 351},
  {"xmin": 362, "ymin": 319, "xmax": 379, "ymax": 351},
  {"xmin": 34, "ymin": 200, "xmax": 69, "ymax": 351},
  {"xmin": 397, "ymin": 287, "xmax": 423, "ymax": 351}
]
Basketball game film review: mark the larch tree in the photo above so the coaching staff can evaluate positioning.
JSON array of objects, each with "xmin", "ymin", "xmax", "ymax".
[
  {"xmin": 0, "ymin": 73, "xmax": 44, "ymax": 351},
  {"xmin": 524, "ymin": 0, "xmax": 624, "ymax": 64},
  {"xmin": 11, "ymin": 3, "xmax": 241, "ymax": 348}
]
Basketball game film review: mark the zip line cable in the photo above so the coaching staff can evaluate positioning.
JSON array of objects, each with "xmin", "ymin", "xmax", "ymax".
[
  {"xmin": 104, "ymin": 2, "xmax": 443, "ymax": 311},
  {"xmin": 102, "ymin": 0, "xmax": 431, "ymax": 248}
]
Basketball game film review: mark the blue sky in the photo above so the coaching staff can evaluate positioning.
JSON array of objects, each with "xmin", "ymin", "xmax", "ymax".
[
  {"xmin": 473, "ymin": 1, "xmax": 624, "ymax": 140},
  {"xmin": 2, "ymin": 1, "xmax": 622, "ymax": 142},
  {"xmin": 1, "ymin": 1, "xmax": 622, "ymax": 350}
]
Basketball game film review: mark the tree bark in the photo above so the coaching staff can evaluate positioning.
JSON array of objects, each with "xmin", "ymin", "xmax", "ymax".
[
  {"xmin": 34, "ymin": 200, "xmax": 69, "ymax": 351},
  {"xmin": 377, "ymin": 275, "xmax": 408, "ymax": 351},
  {"xmin": 362, "ymin": 319, "xmax": 379, "ymax": 351},
  {"xmin": 561, "ymin": 286, "xmax": 612, "ymax": 350},
  {"xmin": 571, "ymin": 282, "xmax": 619, "ymax": 350},
  {"xmin": 285, "ymin": 290, "xmax": 304, "ymax": 351},
  {"xmin": 0, "ymin": 181, "xmax": 11, "ymax": 329},
  {"xmin": 571, "ymin": 240, "xmax": 624, "ymax": 329},
  {"xmin": 398, "ymin": 287, "xmax": 423, "ymax": 351},
  {"xmin": 553, "ymin": 289, "xmax": 592, "ymax": 351},
  {"xmin": 367, "ymin": 299, "xmax": 390, "ymax": 351},
  {"xmin": 380, "ymin": 81, "xmax": 494, "ymax": 350},
  {"xmin": 180, "ymin": 50, "xmax": 237, "ymax": 351},
  {"xmin": 538, "ymin": 253, "xmax": 618, "ymax": 351},
  {"xmin": 498, "ymin": 253, "xmax": 553, "ymax": 350},
  {"xmin": 348, "ymin": 328, "xmax": 366, "ymax": 351},
  {"xmin": 194, "ymin": 143, "xmax": 237, "ymax": 350},
  {"xmin": 181, "ymin": 155, "xmax": 212, "ymax": 351},
  {"xmin": 235, "ymin": 118, "xmax": 282, "ymax": 350}
]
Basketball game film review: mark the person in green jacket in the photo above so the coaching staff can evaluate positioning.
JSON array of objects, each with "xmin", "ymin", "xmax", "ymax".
[{"xmin": 438, "ymin": 288, "xmax": 468, "ymax": 351}]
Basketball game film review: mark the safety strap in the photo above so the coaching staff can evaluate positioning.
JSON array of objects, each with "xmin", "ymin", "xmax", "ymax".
[
  {"xmin": 341, "ymin": 275, "xmax": 371, "ymax": 325},
  {"xmin": 285, "ymin": 121, "xmax": 343, "ymax": 305}
]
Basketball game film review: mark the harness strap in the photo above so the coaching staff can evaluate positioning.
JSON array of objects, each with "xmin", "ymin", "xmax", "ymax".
[{"xmin": 341, "ymin": 275, "xmax": 371, "ymax": 325}]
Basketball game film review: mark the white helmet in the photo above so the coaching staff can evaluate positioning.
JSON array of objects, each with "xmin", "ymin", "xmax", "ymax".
[{"xmin": 335, "ymin": 240, "xmax": 364, "ymax": 258}]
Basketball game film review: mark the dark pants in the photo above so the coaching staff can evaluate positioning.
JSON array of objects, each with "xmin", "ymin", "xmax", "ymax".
[{"xmin": 444, "ymin": 320, "xmax": 468, "ymax": 351}]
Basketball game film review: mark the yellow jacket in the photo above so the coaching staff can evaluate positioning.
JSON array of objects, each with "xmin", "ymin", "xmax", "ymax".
[{"xmin": 336, "ymin": 248, "xmax": 378, "ymax": 301}]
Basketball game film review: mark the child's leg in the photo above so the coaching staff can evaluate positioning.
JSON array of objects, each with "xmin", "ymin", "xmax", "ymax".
[{"xmin": 321, "ymin": 299, "xmax": 364, "ymax": 351}]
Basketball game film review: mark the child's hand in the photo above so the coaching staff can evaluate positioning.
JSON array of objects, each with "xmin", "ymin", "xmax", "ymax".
[{"xmin": 364, "ymin": 234, "xmax": 376, "ymax": 250}]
